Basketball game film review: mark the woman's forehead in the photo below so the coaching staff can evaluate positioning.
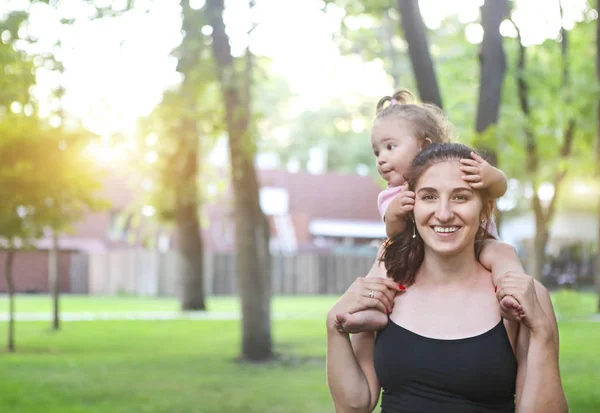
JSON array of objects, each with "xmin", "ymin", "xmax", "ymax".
[{"xmin": 415, "ymin": 160, "xmax": 469, "ymax": 190}]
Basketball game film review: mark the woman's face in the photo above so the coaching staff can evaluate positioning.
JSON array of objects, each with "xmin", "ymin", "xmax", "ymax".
[{"xmin": 413, "ymin": 160, "xmax": 487, "ymax": 257}]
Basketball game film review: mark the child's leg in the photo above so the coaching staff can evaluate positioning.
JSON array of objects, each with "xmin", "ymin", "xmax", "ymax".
[
  {"xmin": 480, "ymin": 239, "xmax": 525, "ymax": 320},
  {"xmin": 335, "ymin": 309, "xmax": 389, "ymax": 334}
]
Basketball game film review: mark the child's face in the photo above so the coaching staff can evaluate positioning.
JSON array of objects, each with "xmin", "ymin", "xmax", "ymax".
[{"xmin": 371, "ymin": 118, "xmax": 423, "ymax": 187}]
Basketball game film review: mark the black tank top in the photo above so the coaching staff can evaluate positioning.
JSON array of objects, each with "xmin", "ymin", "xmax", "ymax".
[{"xmin": 374, "ymin": 319, "xmax": 517, "ymax": 413}]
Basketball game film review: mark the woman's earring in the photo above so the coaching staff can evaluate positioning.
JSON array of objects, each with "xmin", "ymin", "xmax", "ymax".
[{"xmin": 412, "ymin": 222, "xmax": 416, "ymax": 239}]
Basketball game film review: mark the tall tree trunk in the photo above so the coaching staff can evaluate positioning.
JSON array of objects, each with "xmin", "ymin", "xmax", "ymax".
[
  {"xmin": 476, "ymin": 0, "xmax": 508, "ymax": 235},
  {"xmin": 207, "ymin": 0, "xmax": 272, "ymax": 362},
  {"xmin": 397, "ymin": 0, "xmax": 443, "ymax": 108},
  {"xmin": 173, "ymin": 3, "xmax": 206, "ymax": 311},
  {"xmin": 595, "ymin": 0, "xmax": 600, "ymax": 312},
  {"xmin": 49, "ymin": 230, "xmax": 60, "ymax": 330},
  {"xmin": 476, "ymin": 0, "xmax": 508, "ymax": 132},
  {"xmin": 4, "ymin": 250, "xmax": 15, "ymax": 352},
  {"xmin": 176, "ymin": 116, "xmax": 205, "ymax": 311}
]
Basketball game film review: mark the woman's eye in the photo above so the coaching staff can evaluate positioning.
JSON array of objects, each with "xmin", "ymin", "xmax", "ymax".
[
  {"xmin": 454, "ymin": 195, "xmax": 469, "ymax": 201},
  {"xmin": 421, "ymin": 195, "xmax": 435, "ymax": 201}
]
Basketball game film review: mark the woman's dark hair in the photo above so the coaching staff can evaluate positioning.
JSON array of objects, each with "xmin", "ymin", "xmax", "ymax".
[{"xmin": 380, "ymin": 142, "xmax": 495, "ymax": 285}]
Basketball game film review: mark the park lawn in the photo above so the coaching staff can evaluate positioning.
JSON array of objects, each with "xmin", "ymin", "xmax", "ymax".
[
  {"xmin": 0, "ymin": 295, "xmax": 340, "ymax": 318},
  {"xmin": 0, "ymin": 290, "xmax": 597, "ymax": 318},
  {"xmin": 0, "ymin": 318, "xmax": 599, "ymax": 413},
  {"xmin": 0, "ymin": 319, "xmax": 332, "ymax": 413}
]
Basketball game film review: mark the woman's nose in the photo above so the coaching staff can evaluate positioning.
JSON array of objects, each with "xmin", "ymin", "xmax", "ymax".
[{"xmin": 435, "ymin": 202, "xmax": 454, "ymax": 222}]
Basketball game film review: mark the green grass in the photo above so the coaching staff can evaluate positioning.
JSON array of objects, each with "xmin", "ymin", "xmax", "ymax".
[
  {"xmin": 0, "ymin": 293, "xmax": 598, "ymax": 412},
  {"xmin": 0, "ymin": 319, "xmax": 332, "ymax": 413},
  {"xmin": 2, "ymin": 290, "xmax": 596, "ymax": 319},
  {"xmin": 0, "ymin": 294, "xmax": 340, "ymax": 317},
  {"xmin": 551, "ymin": 289, "xmax": 599, "ymax": 318}
]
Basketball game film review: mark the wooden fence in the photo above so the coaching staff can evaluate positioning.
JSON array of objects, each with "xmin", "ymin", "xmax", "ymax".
[{"xmin": 73, "ymin": 249, "xmax": 377, "ymax": 297}]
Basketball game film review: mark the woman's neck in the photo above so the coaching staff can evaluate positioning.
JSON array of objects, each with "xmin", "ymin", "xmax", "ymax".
[{"xmin": 418, "ymin": 246, "xmax": 480, "ymax": 286}]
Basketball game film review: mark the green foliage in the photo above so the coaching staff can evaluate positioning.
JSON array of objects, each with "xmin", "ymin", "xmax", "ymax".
[
  {"xmin": 492, "ymin": 17, "xmax": 597, "ymax": 207},
  {"xmin": 0, "ymin": 115, "xmax": 109, "ymax": 248},
  {"xmin": 0, "ymin": 11, "xmax": 35, "ymax": 109},
  {"xmin": 263, "ymin": 96, "xmax": 376, "ymax": 176}
]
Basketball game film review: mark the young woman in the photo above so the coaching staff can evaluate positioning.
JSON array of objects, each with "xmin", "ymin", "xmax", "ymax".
[{"xmin": 326, "ymin": 143, "xmax": 567, "ymax": 413}]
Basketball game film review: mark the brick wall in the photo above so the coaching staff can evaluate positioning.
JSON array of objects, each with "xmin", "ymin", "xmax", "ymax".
[{"xmin": 0, "ymin": 251, "xmax": 72, "ymax": 293}]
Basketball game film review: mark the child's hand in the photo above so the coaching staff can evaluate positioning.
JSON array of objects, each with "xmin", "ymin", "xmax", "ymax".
[
  {"xmin": 459, "ymin": 152, "xmax": 502, "ymax": 190},
  {"xmin": 387, "ymin": 184, "xmax": 415, "ymax": 219}
]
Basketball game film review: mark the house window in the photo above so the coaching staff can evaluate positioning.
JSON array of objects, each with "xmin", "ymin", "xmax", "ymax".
[
  {"xmin": 259, "ymin": 187, "xmax": 289, "ymax": 216},
  {"xmin": 107, "ymin": 210, "xmax": 132, "ymax": 241}
]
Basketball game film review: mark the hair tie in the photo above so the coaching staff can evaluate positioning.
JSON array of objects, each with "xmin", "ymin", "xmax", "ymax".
[{"xmin": 390, "ymin": 99, "xmax": 398, "ymax": 105}]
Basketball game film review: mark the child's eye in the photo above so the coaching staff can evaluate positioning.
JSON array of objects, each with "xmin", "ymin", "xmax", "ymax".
[{"xmin": 386, "ymin": 144, "xmax": 397, "ymax": 151}]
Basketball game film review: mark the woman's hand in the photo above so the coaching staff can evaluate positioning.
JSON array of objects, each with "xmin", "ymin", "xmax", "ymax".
[
  {"xmin": 495, "ymin": 271, "xmax": 552, "ymax": 334},
  {"xmin": 327, "ymin": 277, "xmax": 403, "ymax": 332}
]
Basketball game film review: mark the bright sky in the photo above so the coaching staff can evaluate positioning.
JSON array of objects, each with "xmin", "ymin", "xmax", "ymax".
[{"xmin": 3, "ymin": 0, "xmax": 591, "ymax": 137}]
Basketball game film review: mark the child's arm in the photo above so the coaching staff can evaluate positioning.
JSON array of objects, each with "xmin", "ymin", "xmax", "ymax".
[
  {"xmin": 460, "ymin": 151, "xmax": 508, "ymax": 198},
  {"xmin": 479, "ymin": 239, "xmax": 525, "ymax": 286},
  {"xmin": 384, "ymin": 209, "xmax": 407, "ymax": 239},
  {"xmin": 480, "ymin": 239, "xmax": 525, "ymax": 320},
  {"xmin": 383, "ymin": 185, "xmax": 415, "ymax": 239}
]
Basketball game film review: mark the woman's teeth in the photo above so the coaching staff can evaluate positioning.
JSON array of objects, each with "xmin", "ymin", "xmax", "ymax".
[{"xmin": 433, "ymin": 226, "xmax": 459, "ymax": 233}]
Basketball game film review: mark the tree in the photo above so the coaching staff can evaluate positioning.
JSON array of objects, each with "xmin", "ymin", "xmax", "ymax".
[
  {"xmin": 511, "ymin": 10, "xmax": 597, "ymax": 280},
  {"xmin": 474, "ymin": 0, "xmax": 509, "ymax": 231},
  {"xmin": 140, "ymin": 90, "xmax": 208, "ymax": 311},
  {"xmin": 206, "ymin": 0, "xmax": 273, "ymax": 361},
  {"xmin": 35, "ymin": 128, "xmax": 108, "ymax": 330},
  {"xmin": 596, "ymin": 0, "xmax": 600, "ymax": 312},
  {"xmin": 0, "ymin": 10, "xmax": 43, "ymax": 352},
  {"xmin": 0, "ymin": 118, "xmax": 44, "ymax": 351},
  {"xmin": 397, "ymin": 0, "xmax": 443, "ymax": 107},
  {"xmin": 476, "ymin": 0, "xmax": 508, "ymax": 134}
]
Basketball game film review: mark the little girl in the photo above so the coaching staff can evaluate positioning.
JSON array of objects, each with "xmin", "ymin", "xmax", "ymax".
[{"xmin": 336, "ymin": 89, "xmax": 525, "ymax": 333}]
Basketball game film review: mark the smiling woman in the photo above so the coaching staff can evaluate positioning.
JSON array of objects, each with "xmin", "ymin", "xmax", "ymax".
[
  {"xmin": 381, "ymin": 143, "xmax": 495, "ymax": 286},
  {"xmin": 326, "ymin": 143, "xmax": 568, "ymax": 413}
]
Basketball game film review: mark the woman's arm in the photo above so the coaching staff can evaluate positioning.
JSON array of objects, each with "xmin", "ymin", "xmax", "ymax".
[
  {"xmin": 514, "ymin": 280, "xmax": 568, "ymax": 413},
  {"xmin": 326, "ymin": 248, "xmax": 392, "ymax": 412},
  {"xmin": 326, "ymin": 327, "xmax": 374, "ymax": 412}
]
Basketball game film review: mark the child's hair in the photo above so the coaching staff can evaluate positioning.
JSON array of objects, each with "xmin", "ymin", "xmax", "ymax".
[
  {"xmin": 374, "ymin": 89, "xmax": 453, "ymax": 145},
  {"xmin": 380, "ymin": 142, "xmax": 495, "ymax": 286}
]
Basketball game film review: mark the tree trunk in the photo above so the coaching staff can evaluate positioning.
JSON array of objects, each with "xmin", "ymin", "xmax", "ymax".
[
  {"xmin": 532, "ymin": 220, "xmax": 549, "ymax": 281},
  {"xmin": 175, "ymin": 121, "xmax": 205, "ymax": 311},
  {"xmin": 49, "ymin": 230, "xmax": 60, "ymax": 330},
  {"xmin": 476, "ymin": 0, "xmax": 508, "ymax": 132},
  {"xmin": 4, "ymin": 250, "xmax": 15, "ymax": 352},
  {"xmin": 207, "ymin": 0, "xmax": 273, "ymax": 362},
  {"xmin": 476, "ymin": 0, "xmax": 508, "ymax": 233},
  {"xmin": 397, "ymin": 0, "xmax": 443, "ymax": 108},
  {"xmin": 595, "ymin": 0, "xmax": 600, "ymax": 312}
]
